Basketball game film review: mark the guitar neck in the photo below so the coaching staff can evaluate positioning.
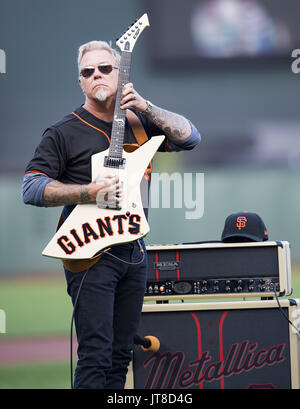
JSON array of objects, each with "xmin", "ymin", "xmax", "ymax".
[{"xmin": 109, "ymin": 51, "xmax": 132, "ymax": 159}]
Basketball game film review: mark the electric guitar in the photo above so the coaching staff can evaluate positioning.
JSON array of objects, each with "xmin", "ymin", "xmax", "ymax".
[{"xmin": 42, "ymin": 13, "xmax": 165, "ymax": 261}]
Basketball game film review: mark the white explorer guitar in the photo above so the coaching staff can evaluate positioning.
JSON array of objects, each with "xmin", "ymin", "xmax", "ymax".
[{"xmin": 42, "ymin": 14, "xmax": 164, "ymax": 260}]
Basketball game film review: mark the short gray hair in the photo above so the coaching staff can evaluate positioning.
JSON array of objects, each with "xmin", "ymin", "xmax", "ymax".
[{"xmin": 77, "ymin": 40, "xmax": 121, "ymax": 72}]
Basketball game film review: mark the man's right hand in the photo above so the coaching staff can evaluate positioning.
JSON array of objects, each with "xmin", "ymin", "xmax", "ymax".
[{"xmin": 92, "ymin": 175, "xmax": 123, "ymax": 208}]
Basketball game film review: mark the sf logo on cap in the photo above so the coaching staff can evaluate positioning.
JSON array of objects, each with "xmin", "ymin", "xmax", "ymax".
[{"xmin": 236, "ymin": 216, "xmax": 247, "ymax": 230}]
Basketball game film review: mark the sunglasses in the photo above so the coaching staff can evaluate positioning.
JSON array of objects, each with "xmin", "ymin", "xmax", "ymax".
[{"xmin": 80, "ymin": 64, "xmax": 118, "ymax": 78}]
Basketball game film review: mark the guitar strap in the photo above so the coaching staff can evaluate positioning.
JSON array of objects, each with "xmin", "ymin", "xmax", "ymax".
[
  {"xmin": 126, "ymin": 109, "xmax": 148, "ymax": 146},
  {"xmin": 61, "ymin": 110, "xmax": 149, "ymax": 273}
]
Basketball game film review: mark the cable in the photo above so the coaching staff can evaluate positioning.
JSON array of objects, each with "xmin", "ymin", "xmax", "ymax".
[
  {"xmin": 70, "ymin": 268, "xmax": 89, "ymax": 389},
  {"xmin": 69, "ymin": 239, "xmax": 145, "ymax": 389},
  {"xmin": 95, "ymin": 240, "xmax": 145, "ymax": 266},
  {"xmin": 271, "ymin": 284, "xmax": 300, "ymax": 340}
]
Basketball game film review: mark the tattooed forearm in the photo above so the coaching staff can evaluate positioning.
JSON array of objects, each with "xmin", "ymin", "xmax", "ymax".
[
  {"xmin": 43, "ymin": 180, "xmax": 94, "ymax": 207},
  {"xmin": 143, "ymin": 103, "xmax": 192, "ymax": 143}
]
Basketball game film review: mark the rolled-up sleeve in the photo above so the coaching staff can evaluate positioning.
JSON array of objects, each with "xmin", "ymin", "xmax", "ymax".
[
  {"xmin": 22, "ymin": 172, "xmax": 54, "ymax": 207},
  {"xmin": 166, "ymin": 121, "xmax": 201, "ymax": 152}
]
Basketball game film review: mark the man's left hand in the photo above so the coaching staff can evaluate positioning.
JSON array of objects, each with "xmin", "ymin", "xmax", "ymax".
[{"xmin": 120, "ymin": 83, "xmax": 147, "ymax": 112}]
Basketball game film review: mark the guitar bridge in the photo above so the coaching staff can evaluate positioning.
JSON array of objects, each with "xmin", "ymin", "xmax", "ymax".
[{"xmin": 104, "ymin": 156, "xmax": 126, "ymax": 169}]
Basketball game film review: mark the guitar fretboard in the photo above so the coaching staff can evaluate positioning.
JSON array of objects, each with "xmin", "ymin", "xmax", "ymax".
[{"xmin": 109, "ymin": 51, "xmax": 132, "ymax": 159}]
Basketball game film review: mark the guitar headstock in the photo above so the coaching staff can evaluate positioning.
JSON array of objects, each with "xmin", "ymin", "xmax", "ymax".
[{"xmin": 116, "ymin": 13, "xmax": 149, "ymax": 53}]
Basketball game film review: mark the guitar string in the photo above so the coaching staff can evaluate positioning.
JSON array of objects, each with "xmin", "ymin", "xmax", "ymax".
[{"xmin": 109, "ymin": 51, "xmax": 132, "ymax": 158}]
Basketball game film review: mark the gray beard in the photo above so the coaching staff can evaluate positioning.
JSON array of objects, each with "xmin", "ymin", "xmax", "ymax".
[{"xmin": 96, "ymin": 87, "xmax": 108, "ymax": 102}]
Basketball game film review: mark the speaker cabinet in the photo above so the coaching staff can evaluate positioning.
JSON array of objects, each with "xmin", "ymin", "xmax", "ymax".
[{"xmin": 127, "ymin": 299, "xmax": 300, "ymax": 389}]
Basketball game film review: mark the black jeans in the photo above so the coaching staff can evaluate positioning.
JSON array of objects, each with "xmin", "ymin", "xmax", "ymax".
[{"xmin": 64, "ymin": 239, "xmax": 147, "ymax": 389}]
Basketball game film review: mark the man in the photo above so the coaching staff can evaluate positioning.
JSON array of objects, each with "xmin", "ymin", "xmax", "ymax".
[{"xmin": 22, "ymin": 40, "xmax": 201, "ymax": 389}]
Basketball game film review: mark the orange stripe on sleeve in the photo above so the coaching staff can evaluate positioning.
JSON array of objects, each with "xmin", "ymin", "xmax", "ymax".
[{"xmin": 24, "ymin": 170, "xmax": 50, "ymax": 177}]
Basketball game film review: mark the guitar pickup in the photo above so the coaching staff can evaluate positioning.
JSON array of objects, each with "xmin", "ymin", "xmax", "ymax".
[
  {"xmin": 104, "ymin": 156, "xmax": 126, "ymax": 168},
  {"xmin": 97, "ymin": 203, "xmax": 122, "ymax": 210}
]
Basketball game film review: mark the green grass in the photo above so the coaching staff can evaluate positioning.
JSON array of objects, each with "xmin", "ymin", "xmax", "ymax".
[
  {"xmin": 290, "ymin": 269, "xmax": 300, "ymax": 298},
  {"xmin": 0, "ymin": 361, "xmax": 70, "ymax": 389},
  {"xmin": 0, "ymin": 275, "xmax": 72, "ymax": 337}
]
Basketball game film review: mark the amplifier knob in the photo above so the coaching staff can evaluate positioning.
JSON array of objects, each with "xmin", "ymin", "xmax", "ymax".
[
  {"xmin": 249, "ymin": 286, "xmax": 254, "ymax": 292},
  {"xmin": 237, "ymin": 286, "xmax": 243, "ymax": 292},
  {"xmin": 249, "ymin": 279, "xmax": 254, "ymax": 285},
  {"xmin": 202, "ymin": 280, "xmax": 207, "ymax": 286},
  {"xmin": 225, "ymin": 286, "xmax": 231, "ymax": 293},
  {"xmin": 213, "ymin": 286, "xmax": 219, "ymax": 293},
  {"xmin": 201, "ymin": 287, "xmax": 207, "ymax": 293},
  {"xmin": 173, "ymin": 281, "xmax": 192, "ymax": 294},
  {"xmin": 213, "ymin": 280, "xmax": 219, "ymax": 286},
  {"xmin": 225, "ymin": 280, "xmax": 231, "ymax": 285}
]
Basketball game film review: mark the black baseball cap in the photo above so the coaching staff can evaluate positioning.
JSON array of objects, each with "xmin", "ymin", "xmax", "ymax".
[{"xmin": 221, "ymin": 211, "xmax": 269, "ymax": 243}]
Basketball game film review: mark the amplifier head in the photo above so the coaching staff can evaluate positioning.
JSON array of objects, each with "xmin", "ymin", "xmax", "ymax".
[{"xmin": 145, "ymin": 241, "xmax": 291, "ymax": 300}]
